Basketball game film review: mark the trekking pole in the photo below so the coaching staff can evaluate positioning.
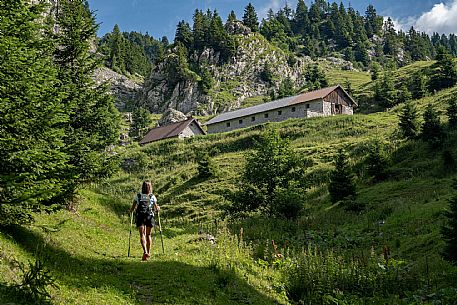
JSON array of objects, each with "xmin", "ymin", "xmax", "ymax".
[
  {"xmin": 157, "ymin": 211, "xmax": 165, "ymax": 254},
  {"xmin": 128, "ymin": 211, "xmax": 134, "ymax": 257}
]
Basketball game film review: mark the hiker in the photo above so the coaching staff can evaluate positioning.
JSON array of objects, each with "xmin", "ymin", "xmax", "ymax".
[{"xmin": 129, "ymin": 180, "xmax": 160, "ymax": 261}]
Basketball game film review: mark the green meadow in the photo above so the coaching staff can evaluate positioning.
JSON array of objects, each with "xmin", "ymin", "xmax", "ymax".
[{"xmin": 2, "ymin": 66, "xmax": 457, "ymax": 304}]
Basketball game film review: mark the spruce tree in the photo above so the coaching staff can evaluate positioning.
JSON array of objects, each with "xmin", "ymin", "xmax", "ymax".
[
  {"xmin": 328, "ymin": 148, "xmax": 357, "ymax": 203},
  {"xmin": 242, "ymin": 3, "xmax": 259, "ymax": 32},
  {"xmin": 175, "ymin": 20, "xmax": 193, "ymax": 50},
  {"xmin": 53, "ymin": 0, "xmax": 120, "ymax": 199},
  {"xmin": 366, "ymin": 142, "xmax": 389, "ymax": 182},
  {"xmin": 130, "ymin": 108, "xmax": 152, "ymax": 139},
  {"xmin": 398, "ymin": 101, "xmax": 420, "ymax": 140},
  {"xmin": 227, "ymin": 10, "xmax": 237, "ymax": 23},
  {"xmin": 109, "ymin": 24, "xmax": 126, "ymax": 73},
  {"xmin": 441, "ymin": 179, "xmax": 457, "ymax": 265},
  {"xmin": 447, "ymin": 99, "xmax": 457, "ymax": 128},
  {"xmin": 429, "ymin": 46, "xmax": 457, "ymax": 92},
  {"xmin": 0, "ymin": 0, "xmax": 68, "ymax": 225},
  {"xmin": 421, "ymin": 104, "xmax": 444, "ymax": 148}
]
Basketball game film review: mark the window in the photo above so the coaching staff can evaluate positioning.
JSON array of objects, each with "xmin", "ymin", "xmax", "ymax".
[
  {"xmin": 291, "ymin": 107, "xmax": 296, "ymax": 112},
  {"xmin": 239, "ymin": 119, "xmax": 243, "ymax": 124},
  {"xmin": 264, "ymin": 113, "xmax": 269, "ymax": 118},
  {"xmin": 251, "ymin": 116, "xmax": 255, "ymax": 122},
  {"xmin": 226, "ymin": 122, "xmax": 231, "ymax": 127},
  {"xmin": 278, "ymin": 110, "xmax": 282, "ymax": 115},
  {"xmin": 306, "ymin": 104, "xmax": 310, "ymax": 109}
]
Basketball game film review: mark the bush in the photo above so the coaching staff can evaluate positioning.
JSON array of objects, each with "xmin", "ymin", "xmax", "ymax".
[
  {"xmin": 271, "ymin": 187, "xmax": 304, "ymax": 220},
  {"xmin": 196, "ymin": 151, "xmax": 217, "ymax": 178},
  {"xmin": 121, "ymin": 151, "xmax": 150, "ymax": 173},
  {"xmin": 328, "ymin": 148, "xmax": 356, "ymax": 203},
  {"xmin": 228, "ymin": 129, "xmax": 307, "ymax": 217},
  {"xmin": 8, "ymin": 257, "xmax": 58, "ymax": 304}
]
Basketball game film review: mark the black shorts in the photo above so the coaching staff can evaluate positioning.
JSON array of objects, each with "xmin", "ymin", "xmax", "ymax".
[{"xmin": 136, "ymin": 213, "xmax": 155, "ymax": 228}]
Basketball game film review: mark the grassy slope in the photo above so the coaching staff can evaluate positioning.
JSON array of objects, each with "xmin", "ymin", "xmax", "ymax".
[{"xmin": 2, "ymin": 64, "xmax": 457, "ymax": 304}]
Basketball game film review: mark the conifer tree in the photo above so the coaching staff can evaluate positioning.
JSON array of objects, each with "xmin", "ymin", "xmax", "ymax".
[
  {"xmin": 0, "ymin": 0, "xmax": 69, "ymax": 225},
  {"xmin": 429, "ymin": 46, "xmax": 457, "ymax": 92},
  {"xmin": 130, "ymin": 107, "xmax": 152, "ymax": 139},
  {"xmin": 328, "ymin": 149, "xmax": 357, "ymax": 203},
  {"xmin": 411, "ymin": 72, "xmax": 428, "ymax": 99},
  {"xmin": 242, "ymin": 3, "xmax": 259, "ymax": 32},
  {"xmin": 447, "ymin": 99, "xmax": 457, "ymax": 128},
  {"xmin": 364, "ymin": 5, "xmax": 383, "ymax": 38},
  {"xmin": 398, "ymin": 101, "xmax": 420, "ymax": 140},
  {"xmin": 227, "ymin": 10, "xmax": 237, "ymax": 23},
  {"xmin": 193, "ymin": 9, "xmax": 206, "ymax": 50},
  {"xmin": 421, "ymin": 104, "xmax": 444, "ymax": 148},
  {"xmin": 53, "ymin": 0, "xmax": 120, "ymax": 199},
  {"xmin": 109, "ymin": 24, "xmax": 126, "ymax": 73},
  {"xmin": 175, "ymin": 20, "xmax": 193, "ymax": 50},
  {"xmin": 441, "ymin": 179, "xmax": 457, "ymax": 265},
  {"xmin": 293, "ymin": 0, "xmax": 310, "ymax": 36},
  {"xmin": 366, "ymin": 142, "xmax": 389, "ymax": 182}
]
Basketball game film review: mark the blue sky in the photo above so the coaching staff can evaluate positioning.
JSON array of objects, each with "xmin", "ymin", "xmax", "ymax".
[{"xmin": 87, "ymin": 0, "xmax": 457, "ymax": 39}]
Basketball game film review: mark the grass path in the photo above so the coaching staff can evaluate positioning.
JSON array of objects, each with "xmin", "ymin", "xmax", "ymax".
[{"xmin": 0, "ymin": 189, "xmax": 287, "ymax": 305}]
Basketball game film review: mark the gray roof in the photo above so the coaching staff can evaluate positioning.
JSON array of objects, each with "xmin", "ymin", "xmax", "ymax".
[{"xmin": 205, "ymin": 85, "xmax": 354, "ymax": 126}]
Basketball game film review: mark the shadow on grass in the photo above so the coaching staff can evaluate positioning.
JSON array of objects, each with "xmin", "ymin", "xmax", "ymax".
[{"xmin": 4, "ymin": 226, "xmax": 281, "ymax": 305}]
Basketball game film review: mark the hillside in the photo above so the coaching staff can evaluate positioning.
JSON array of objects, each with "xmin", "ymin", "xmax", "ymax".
[{"xmin": 2, "ymin": 68, "xmax": 457, "ymax": 303}]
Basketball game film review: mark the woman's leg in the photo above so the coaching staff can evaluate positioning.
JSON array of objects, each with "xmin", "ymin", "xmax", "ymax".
[
  {"xmin": 138, "ymin": 225, "xmax": 147, "ymax": 255},
  {"xmin": 145, "ymin": 226, "xmax": 153, "ymax": 255}
]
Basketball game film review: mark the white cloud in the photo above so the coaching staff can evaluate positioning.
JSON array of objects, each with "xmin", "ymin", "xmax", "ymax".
[{"xmin": 414, "ymin": 1, "xmax": 457, "ymax": 34}]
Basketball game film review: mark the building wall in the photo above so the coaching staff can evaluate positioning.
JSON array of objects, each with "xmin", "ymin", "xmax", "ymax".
[
  {"xmin": 207, "ymin": 100, "xmax": 323, "ymax": 134},
  {"xmin": 178, "ymin": 122, "xmax": 204, "ymax": 139}
]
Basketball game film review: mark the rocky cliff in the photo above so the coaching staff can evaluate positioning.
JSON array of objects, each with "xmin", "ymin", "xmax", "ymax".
[
  {"xmin": 93, "ymin": 67, "xmax": 141, "ymax": 110},
  {"xmin": 138, "ymin": 22, "xmax": 313, "ymax": 116}
]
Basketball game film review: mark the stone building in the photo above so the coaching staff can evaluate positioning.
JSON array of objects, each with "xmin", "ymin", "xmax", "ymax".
[
  {"xmin": 139, "ymin": 118, "xmax": 205, "ymax": 145},
  {"xmin": 205, "ymin": 85, "xmax": 357, "ymax": 134}
]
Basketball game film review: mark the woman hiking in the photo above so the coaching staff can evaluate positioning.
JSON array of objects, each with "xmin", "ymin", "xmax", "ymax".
[{"xmin": 129, "ymin": 180, "xmax": 160, "ymax": 261}]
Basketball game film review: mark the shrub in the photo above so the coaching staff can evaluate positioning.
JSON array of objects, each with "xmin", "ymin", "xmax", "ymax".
[
  {"xmin": 229, "ymin": 129, "xmax": 307, "ymax": 217},
  {"xmin": 196, "ymin": 151, "xmax": 217, "ymax": 178},
  {"xmin": 9, "ymin": 258, "xmax": 58, "ymax": 304},
  {"xmin": 366, "ymin": 141, "xmax": 389, "ymax": 182},
  {"xmin": 271, "ymin": 187, "xmax": 304, "ymax": 220},
  {"xmin": 328, "ymin": 148, "xmax": 356, "ymax": 203}
]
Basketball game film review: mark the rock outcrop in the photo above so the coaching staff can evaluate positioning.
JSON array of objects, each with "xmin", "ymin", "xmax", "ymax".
[
  {"xmin": 93, "ymin": 67, "xmax": 141, "ymax": 110},
  {"xmin": 158, "ymin": 108, "xmax": 188, "ymax": 126},
  {"xmin": 138, "ymin": 30, "xmax": 312, "ymax": 116}
]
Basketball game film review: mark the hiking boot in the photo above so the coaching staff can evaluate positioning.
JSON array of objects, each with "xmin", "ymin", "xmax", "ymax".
[{"xmin": 142, "ymin": 253, "xmax": 149, "ymax": 261}]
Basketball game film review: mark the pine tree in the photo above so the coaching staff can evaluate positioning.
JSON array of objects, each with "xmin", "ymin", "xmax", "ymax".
[
  {"xmin": 441, "ymin": 179, "xmax": 457, "ymax": 265},
  {"xmin": 447, "ymin": 99, "xmax": 457, "ymax": 128},
  {"xmin": 429, "ymin": 46, "xmax": 457, "ymax": 92},
  {"xmin": 227, "ymin": 10, "xmax": 237, "ymax": 23},
  {"xmin": 328, "ymin": 149, "xmax": 357, "ymax": 203},
  {"xmin": 398, "ymin": 101, "xmax": 420, "ymax": 140},
  {"xmin": 242, "ymin": 3, "xmax": 259, "ymax": 32},
  {"xmin": 109, "ymin": 24, "xmax": 126, "ymax": 73},
  {"xmin": 364, "ymin": 5, "xmax": 383, "ymax": 38},
  {"xmin": 293, "ymin": 0, "xmax": 310, "ymax": 36},
  {"xmin": 421, "ymin": 104, "xmax": 444, "ymax": 148},
  {"xmin": 193, "ymin": 9, "xmax": 206, "ymax": 51},
  {"xmin": 53, "ymin": 0, "xmax": 120, "ymax": 199},
  {"xmin": 175, "ymin": 20, "xmax": 193, "ymax": 50},
  {"xmin": 366, "ymin": 142, "xmax": 389, "ymax": 182},
  {"xmin": 411, "ymin": 72, "xmax": 428, "ymax": 99},
  {"xmin": 0, "ymin": 0, "xmax": 69, "ymax": 225},
  {"xmin": 130, "ymin": 107, "xmax": 152, "ymax": 139}
]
